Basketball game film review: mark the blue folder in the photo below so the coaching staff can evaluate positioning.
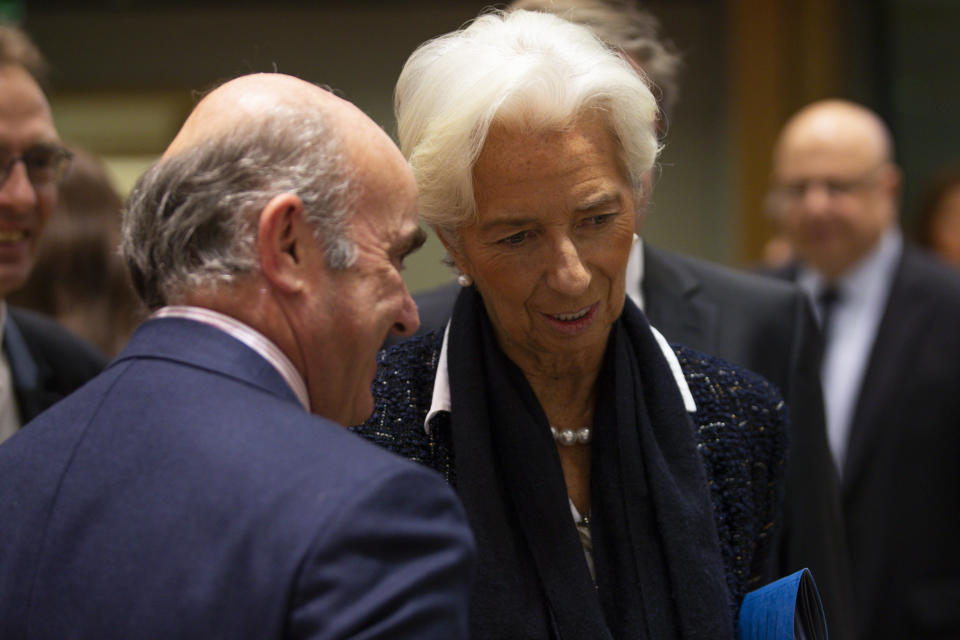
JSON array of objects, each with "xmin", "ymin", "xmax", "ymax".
[{"xmin": 737, "ymin": 568, "xmax": 828, "ymax": 640}]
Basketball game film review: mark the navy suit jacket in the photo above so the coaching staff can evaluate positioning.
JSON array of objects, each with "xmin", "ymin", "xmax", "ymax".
[
  {"xmin": 4, "ymin": 306, "xmax": 107, "ymax": 423},
  {"xmin": 772, "ymin": 245, "xmax": 960, "ymax": 639},
  {"xmin": 0, "ymin": 317, "xmax": 475, "ymax": 639},
  {"xmin": 406, "ymin": 244, "xmax": 853, "ymax": 638}
]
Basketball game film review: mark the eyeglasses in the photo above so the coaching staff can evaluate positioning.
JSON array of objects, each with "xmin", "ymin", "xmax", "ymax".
[
  {"xmin": 773, "ymin": 163, "xmax": 886, "ymax": 203},
  {"xmin": 0, "ymin": 145, "xmax": 73, "ymax": 188}
]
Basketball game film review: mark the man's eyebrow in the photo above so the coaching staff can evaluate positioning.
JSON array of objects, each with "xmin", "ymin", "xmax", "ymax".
[{"xmin": 397, "ymin": 226, "xmax": 428, "ymax": 258}]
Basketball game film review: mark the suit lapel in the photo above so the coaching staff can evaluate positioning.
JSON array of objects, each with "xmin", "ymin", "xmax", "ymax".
[
  {"xmin": 842, "ymin": 249, "xmax": 919, "ymax": 489},
  {"xmin": 641, "ymin": 245, "xmax": 719, "ymax": 354},
  {"xmin": 3, "ymin": 314, "xmax": 60, "ymax": 423},
  {"xmin": 774, "ymin": 256, "xmax": 915, "ymax": 492}
]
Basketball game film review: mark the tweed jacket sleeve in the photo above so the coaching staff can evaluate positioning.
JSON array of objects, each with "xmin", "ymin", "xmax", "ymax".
[{"xmin": 673, "ymin": 345, "xmax": 789, "ymax": 602}]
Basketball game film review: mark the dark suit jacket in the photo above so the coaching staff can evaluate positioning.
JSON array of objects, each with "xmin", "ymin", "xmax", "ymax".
[
  {"xmin": 773, "ymin": 245, "xmax": 960, "ymax": 639},
  {"xmin": 0, "ymin": 317, "xmax": 475, "ymax": 639},
  {"xmin": 4, "ymin": 306, "xmax": 107, "ymax": 423},
  {"xmin": 407, "ymin": 243, "xmax": 853, "ymax": 638}
]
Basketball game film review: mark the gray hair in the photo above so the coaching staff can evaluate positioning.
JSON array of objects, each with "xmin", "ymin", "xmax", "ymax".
[
  {"xmin": 396, "ymin": 9, "xmax": 660, "ymax": 242},
  {"xmin": 122, "ymin": 104, "xmax": 354, "ymax": 310}
]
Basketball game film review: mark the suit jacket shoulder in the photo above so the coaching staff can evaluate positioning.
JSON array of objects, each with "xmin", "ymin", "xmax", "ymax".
[
  {"xmin": 643, "ymin": 245, "xmax": 814, "ymax": 377},
  {"xmin": 892, "ymin": 244, "xmax": 960, "ymax": 303},
  {"xmin": 0, "ymin": 318, "xmax": 474, "ymax": 639},
  {"xmin": 5, "ymin": 306, "xmax": 108, "ymax": 422},
  {"xmin": 845, "ymin": 244, "xmax": 960, "ymax": 485}
]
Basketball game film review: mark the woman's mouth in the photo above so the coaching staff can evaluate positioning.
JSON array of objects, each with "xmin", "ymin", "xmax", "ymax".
[{"xmin": 543, "ymin": 302, "xmax": 599, "ymax": 335}]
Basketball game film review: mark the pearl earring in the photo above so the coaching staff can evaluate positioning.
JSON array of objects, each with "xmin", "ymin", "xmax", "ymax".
[{"xmin": 457, "ymin": 274, "xmax": 473, "ymax": 287}]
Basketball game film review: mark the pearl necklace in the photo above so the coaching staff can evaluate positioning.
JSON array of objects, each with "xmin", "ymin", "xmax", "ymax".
[{"xmin": 550, "ymin": 425, "xmax": 592, "ymax": 446}]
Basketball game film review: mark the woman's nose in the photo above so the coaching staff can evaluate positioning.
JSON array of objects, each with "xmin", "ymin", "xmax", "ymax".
[{"xmin": 546, "ymin": 236, "xmax": 590, "ymax": 296}]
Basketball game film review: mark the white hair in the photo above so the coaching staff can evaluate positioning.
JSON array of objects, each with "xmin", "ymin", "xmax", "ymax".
[{"xmin": 395, "ymin": 9, "xmax": 660, "ymax": 241}]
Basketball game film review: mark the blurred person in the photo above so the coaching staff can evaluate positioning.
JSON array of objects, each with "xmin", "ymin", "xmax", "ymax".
[
  {"xmin": 0, "ymin": 73, "xmax": 475, "ymax": 639},
  {"xmin": 355, "ymin": 11, "xmax": 789, "ymax": 638},
  {"xmin": 0, "ymin": 21, "xmax": 46, "ymax": 82},
  {"xmin": 759, "ymin": 232, "xmax": 795, "ymax": 269},
  {"xmin": 404, "ymin": 1, "xmax": 852, "ymax": 634},
  {"xmin": 915, "ymin": 165, "xmax": 960, "ymax": 267},
  {"xmin": 8, "ymin": 146, "xmax": 145, "ymax": 356},
  {"xmin": 0, "ymin": 24, "xmax": 106, "ymax": 445},
  {"xmin": 767, "ymin": 98, "xmax": 960, "ymax": 639}
]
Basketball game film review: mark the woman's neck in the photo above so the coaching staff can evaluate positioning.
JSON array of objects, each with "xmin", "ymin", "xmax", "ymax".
[
  {"xmin": 522, "ymin": 365, "xmax": 598, "ymax": 516},
  {"xmin": 523, "ymin": 365, "xmax": 599, "ymax": 430},
  {"xmin": 503, "ymin": 336, "xmax": 607, "ymax": 516}
]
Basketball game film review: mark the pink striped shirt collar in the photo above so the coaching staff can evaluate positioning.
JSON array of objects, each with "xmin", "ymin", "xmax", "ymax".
[{"xmin": 151, "ymin": 305, "xmax": 310, "ymax": 411}]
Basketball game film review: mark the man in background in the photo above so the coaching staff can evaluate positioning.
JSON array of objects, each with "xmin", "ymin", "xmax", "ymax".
[
  {"xmin": 408, "ymin": 2, "xmax": 853, "ymax": 635},
  {"xmin": 0, "ymin": 23, "xmax": 106, "ymax": 443},
  {"xmin": 768, "ymin": 99, "xmax": 960, "ymax": 639},
  {"xmin": 0, "ymin": 72, "xmax": 475, "ymax": 639},
  {"xmin": 9, "ymin": 145, "xmax": 144, "ymax": 357}
]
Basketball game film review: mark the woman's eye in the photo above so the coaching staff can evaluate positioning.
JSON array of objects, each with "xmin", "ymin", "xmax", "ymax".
[
  {"xmin": 499, "ymin": 231, "xmax": 530, "ymax": 246},
  {"xmin": 583, "ymin": 213, "xmax": 615, "ymax": 227}
]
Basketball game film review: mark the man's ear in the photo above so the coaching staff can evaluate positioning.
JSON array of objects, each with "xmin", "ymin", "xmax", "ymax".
[
  {"xmin": 882, "ymin": 163, "xmax": 904, "ymax": 201},
  {"xmin": 258, "ymin": 193, "xmax": 310, "ymax": 294}
]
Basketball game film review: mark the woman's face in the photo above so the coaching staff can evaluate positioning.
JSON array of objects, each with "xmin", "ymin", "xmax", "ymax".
[{"xmin": 446, "ymin": 113, "xmax": 636, "ymax": 375}]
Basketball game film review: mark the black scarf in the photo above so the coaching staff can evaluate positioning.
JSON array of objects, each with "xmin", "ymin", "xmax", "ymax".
[{"xmin": 446, "ymin": 286, "xmax": 733, "ymax": 639}]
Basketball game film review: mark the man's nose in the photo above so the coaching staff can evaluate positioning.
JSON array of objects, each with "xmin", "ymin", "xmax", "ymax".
[
  {"xmin": 391, "ymin": 282, "xmax": 421, "ymax": 338},
  {"xmin": 800, "ymin": 181, "xmax": 833, "ymax": 216},
  {"xmin": 0, "ymin": 161, "xmax": 39, "ymax": 213}
]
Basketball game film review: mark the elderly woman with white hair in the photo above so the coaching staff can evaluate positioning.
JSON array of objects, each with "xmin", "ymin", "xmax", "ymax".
[{"xmin": 353, "ymin": 10, "xmax": 787, "ymax": 639}]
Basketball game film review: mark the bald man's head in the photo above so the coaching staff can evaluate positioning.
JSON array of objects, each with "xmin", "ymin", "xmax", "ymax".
[
  {"xmin": 124, "ymin": 72, "xmax": 395, "ymax": 308},
  {"xmin": 165, "ymin": 74, "xmax": 364, "ymax": 159},
  {"xmin": 774, "ymin": 100, "xmax": 893, "ymax": 173},
  {"xmin": 124, "ymin": 72, "xmax": 422, "ymax": 422},
  {"xmin": 769, "ymin": 99, "xmax": 901, "ymax": 280}
]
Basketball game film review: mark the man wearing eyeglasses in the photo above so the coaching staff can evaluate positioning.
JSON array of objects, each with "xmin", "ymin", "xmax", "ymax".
[
  {"xmin": 0, "ymin": 24, "xmax": 107, "ymax": 444},
  {"xmin": 768, "ymin": 99, "xmax": 960, "ymax": 639}
]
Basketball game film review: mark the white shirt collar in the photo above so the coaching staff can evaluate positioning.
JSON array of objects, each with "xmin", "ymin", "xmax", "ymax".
[
  {"xmin": 424, "ymin": 317, "xmax": 696, "ymax": 434},
  {"xmin": 625, "ymin": 236, "xmax": 645, "ymax": 310},
  {"xmin": 151, "ymin": 305, "xmax": 310, "ymax": 411},
  {"xmin": 0, "ymin": 301, "xmax": 18, "ymax": 444},
  {"xmin": 797, "ymin": 228, "xmax": 903, "ymax": 312}
]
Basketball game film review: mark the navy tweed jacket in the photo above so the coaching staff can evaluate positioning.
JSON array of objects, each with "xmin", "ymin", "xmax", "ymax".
[{"xmin": 353, "ymin": 330, "xmax": 789, "ymax": 609}]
